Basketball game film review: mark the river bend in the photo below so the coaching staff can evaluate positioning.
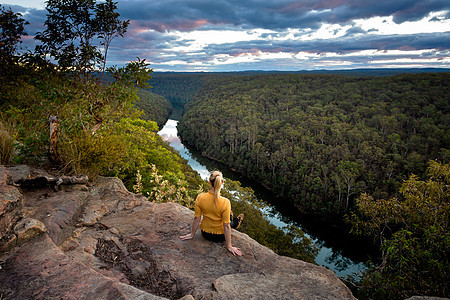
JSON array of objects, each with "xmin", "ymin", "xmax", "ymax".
[{"xmin": 159, "ymin": 119, "xmax": 368, "ymax": 277}]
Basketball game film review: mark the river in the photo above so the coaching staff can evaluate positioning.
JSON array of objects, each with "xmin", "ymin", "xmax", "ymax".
[{"xmin": 158, "ymin": 119, "xmax": 372, "ymax": 277}]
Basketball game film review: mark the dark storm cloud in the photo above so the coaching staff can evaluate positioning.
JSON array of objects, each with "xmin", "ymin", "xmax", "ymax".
[
  {"xmin": 344, "ymin": 26, "xmax": 367, "ymax": 36},
  {"xmin": 23, "ymin": 8, "xmax": 46, "ymax": 35},
  {"xmin": 125, "ymin": 22, "xmax": 181, "ymax": 49},
  {"xmin": 199, "ymin": 31, "xmax": 450, "ymax": 56},
  {"xmin": 117, "ymin": 0, "xmax": 450, "ymax": 32},
  {"xmin": 0, "ymin": 4, "xmax": 45, "ymax": 30},
  {"xmin": 0, "ymin": 4, "xmax": 45, "ymax": 35},
  {"xmin": 2, "ymin": 0, "xmax": 449, "ymax": 70},
  {"xmin": 111, "ymin": 0, "xmax": 450, "ymax": 70},
  {"xmin": 0, "ymin": 4, "xmax": 46, "ymax": 51}
]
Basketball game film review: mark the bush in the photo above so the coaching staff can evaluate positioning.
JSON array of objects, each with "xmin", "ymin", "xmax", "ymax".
[
  {"xmin": 348, "ymin": 160, "xmax": 449, "ymax": 299},
  {"xmin": 58, "ymin": 127, "xmax": 128, "ymax": 180},
  {"xmin": 137, "ymin": 165, "xmax": 199, "ymax": 209},
  {"xmin": 0, "ymin": 119, "xmax": 16, "ymax": 164}
]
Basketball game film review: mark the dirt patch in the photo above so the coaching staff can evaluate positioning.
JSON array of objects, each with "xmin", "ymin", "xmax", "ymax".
[{"xmin": 95, "ymin": 238, "xmax": 183, "ymax": 299}]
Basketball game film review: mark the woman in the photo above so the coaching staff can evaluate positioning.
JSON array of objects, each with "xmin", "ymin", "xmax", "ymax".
[{"xmin": 179, "ymin": 170, "xmax": 243, "ymax": 256}]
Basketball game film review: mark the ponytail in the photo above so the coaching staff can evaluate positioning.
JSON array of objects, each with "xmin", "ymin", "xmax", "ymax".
[{"xmin": 209, "ymin": 171, "xmax": 223, "ymax": 208}]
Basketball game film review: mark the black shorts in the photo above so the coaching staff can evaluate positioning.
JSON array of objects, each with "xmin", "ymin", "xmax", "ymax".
[
  {"xmin": 201, "ymin": 230, "xmax": 225, "ymax": 242},
  {"xmin": 200, "ymin": 214, "xmax": 241, "ymax": 242}
]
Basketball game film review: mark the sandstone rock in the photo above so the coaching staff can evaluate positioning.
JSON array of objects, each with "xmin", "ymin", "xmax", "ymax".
[
  {"xmin": 0, "ymin": 171, "xmax": 356, "ymax": 300},
  {"xmin": 13, "ymin": 217, "xmax": 46, "ymax": 244},
  {"xmin": 78, "ymin": 177, "xmax": 142, "ymax": 226},
  {"xmin": 406, "ymin": 297, "xmax": 450, "ymax": 300},
  {"xmin": 0, "ymin": 234, "xmax": 165, "ymax": 300},
  {"xmin": 59, "ymin": 236, "xmax": 80, "ymax": 252},
  {"xmin": 110, "ymin": 226, "xmax": 121, "ymax": 235},
  {"xmin": 7, "ymin": 165, "xmax": 88, "ymax": 188},
  {"xmin": 0, "ymin": 190, "xmax": 21, "ymax": 238},
  {"xmin": 0, "ymin": 166, "xmax": 8, "ymax": 184},
  {"xmin": 25, "ymin": 188, "xmax": 89, "ymax": 245},
  {"xmin": 0, "ymin": 166, "xmax": 23, "ymax": 251},
  {"xmin": 0, "ymin": 184, "xmax": 22, "ymax": 216},
  {"xmin": 8, "ymin": 165, "xmax": 55, "ymax": 187},
  {"xmin": 5, "ymin": 165, "xmax": 30, "ymax": 184},
  {"xmin": 0, "ymin": 234, "xmax": 17, "ymax": 252},
  {"xmin": 84, "ymin": 200, "xmax": 355, "ymax": 299}
]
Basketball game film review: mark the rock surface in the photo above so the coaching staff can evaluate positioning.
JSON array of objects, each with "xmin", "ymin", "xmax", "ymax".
[
  {"xmin": 0, "ymin": 165, "xmax": 356, "ymax": 300},
  {"xmin": 406, "ymin": 297, "xmax": 450, "ymax": 300}
]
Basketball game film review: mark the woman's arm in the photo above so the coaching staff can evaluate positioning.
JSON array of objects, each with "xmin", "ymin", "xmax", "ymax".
[
  {"xmin": 180, "ymin": 216, "xmax": 201, "ymax": 240},
  {"xmin": 223, "ymin": 223, "xmax": 242, "ymax": 256}
]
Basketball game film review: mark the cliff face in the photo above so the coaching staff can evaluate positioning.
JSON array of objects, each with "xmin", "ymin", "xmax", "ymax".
[{"xmin": 0, "ymin": 165, "xmax": 355, "ymax": 300}]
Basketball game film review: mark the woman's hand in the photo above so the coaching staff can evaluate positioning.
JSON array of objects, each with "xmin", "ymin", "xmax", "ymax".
[
  {"xmin": 179, "ymin": 233, "xmax": 194, "ymax": 240},
  {"xmin": 227, "ymin": 246, "xmax": 242, "ymax": 256}
]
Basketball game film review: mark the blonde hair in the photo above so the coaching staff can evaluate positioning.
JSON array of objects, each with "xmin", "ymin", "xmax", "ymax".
[{"xmin": 209, "ymin": 170, "xmax": 223, "ymax": 208}]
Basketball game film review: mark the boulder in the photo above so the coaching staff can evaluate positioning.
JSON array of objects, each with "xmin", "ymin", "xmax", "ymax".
[
  {"xmin": 0, "ymin": 165, "xmax": 8, "ymax": 184},
  {"xmin": 0, "ymin": 166, "xmax": 23, "ymax": 250},
  {"xmin": 7, "ymin": 164, "xmax": 88, "ymax": 188},
  {"xmin": 0, "ymin": 166, "xmax": 356, "ymax": 299},
  {"xmin": 406, "ymin": 297, "xmax": 450, "ymax": 300},
  {"xmin": 5, "ymin": 165, "xmax": 31, "ymax": 184},
  {"xmin": 13, "ymin": 217, "xmax": 46, "ymax": 244}
]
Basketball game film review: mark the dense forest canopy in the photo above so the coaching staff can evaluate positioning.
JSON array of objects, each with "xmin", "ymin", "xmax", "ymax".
[
  {"xmin": 175, "ymin": 72, "xmax": 449, "ymax": 298},
  {"xmin": 149, "ymin": 69, "xmax": 450, "ymax": 120},
  {"xmin": 134, "ymin": 89, "xmax": 172, "ymax": 129},
  {"xmin": 149, "ymin": 73, "xmax": 210, "ymax": 119},
  {"xmin": 178, "ymin": 73, "xmax": 449, "ymax": 215}
]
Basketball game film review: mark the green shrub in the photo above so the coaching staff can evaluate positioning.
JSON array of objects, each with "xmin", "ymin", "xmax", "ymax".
[
  {"xmin": 0, "ymin": 120, "xmax": 16, "ymax": 164},
  {"xmin": 348, "ymin": 160, "xmax": 449, "ymax": 299},
  {"xmin": 58, "ymin": 127, "xmax": 128, "ymax": 180}
]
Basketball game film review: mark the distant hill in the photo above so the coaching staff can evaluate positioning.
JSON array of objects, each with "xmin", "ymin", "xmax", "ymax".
[
  {"xmin": 148, "ymin": 68, "xmax": 449, "ymax": 119},
  {"xmin": 135, "ymin": 89, "xmax": 172, "ymax": 129},
  {"xmin": 152, "ymin": 68, "xmax": 450, "ymax": 77}
]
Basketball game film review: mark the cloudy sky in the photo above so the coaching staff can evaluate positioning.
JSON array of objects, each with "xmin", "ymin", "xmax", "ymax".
[{"xmin": 2, "ymin": 0, "xmax": 450, "ymax": 71}]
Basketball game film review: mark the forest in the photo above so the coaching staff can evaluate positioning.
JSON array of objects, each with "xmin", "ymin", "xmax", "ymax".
[
  {"xmin": 174, "ymin": 73, "xmax": 449, "ymax": 298},
  {"xmin": 178, "ymin": 73, "xmax": 449, "ymax": 215},
  {"xmin": 0, "ymin": 1, "xmax": 317, "ymax": 275},
  {"xmin": 150, "ymin": 73, "xmax": 209, "ymax": 119},
  {"xmin": 1, "ymin": 1, "xmax": 448, "ymax": 298},
  {"xmin": 134, "ymin": 89, "xmax": 172, "ymax": 129},
  {"xmin": 149, "ymin": 68, "xmax": 450, "ymax": 120}
]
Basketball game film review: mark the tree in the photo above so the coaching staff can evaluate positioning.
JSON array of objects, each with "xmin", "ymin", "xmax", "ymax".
[
  {"xmin": 35, "ymin": 0, "xmax": 128, "ymax": 75},
  {"xmin": 336, "ymin": 161, "xmax": 363, "ymax": 210},
  {"xmin": 0, "ymin": 5, "xmax": 28, "ymax": 75},
  {"xmin": 0, "ymin": 5, "xmax": 31, "ymax": 108},
  {"xmin": 349, "ymin": 160, "xmax": 449, "ymax": 299},
  {"xmin": 95, "ymin": 0, "xmax": 129, "ymax": 83},
  {"xmin": 35, "ymin": 0, "xmax": 97, "ymax": 73}
]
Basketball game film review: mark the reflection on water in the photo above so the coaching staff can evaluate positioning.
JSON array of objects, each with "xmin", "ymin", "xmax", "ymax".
[
  {"xmin": 158, "ymin": 120, "xmax": 210, "ymax": 179},
  {"xmin": 158, "ymin": 119, "xmax": 369, "ymax": 277}
]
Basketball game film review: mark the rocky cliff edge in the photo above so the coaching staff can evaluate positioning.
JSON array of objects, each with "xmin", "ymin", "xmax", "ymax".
[{"xmin": 0, "ymin": 165, "xmax": 355, "ymax": 300}]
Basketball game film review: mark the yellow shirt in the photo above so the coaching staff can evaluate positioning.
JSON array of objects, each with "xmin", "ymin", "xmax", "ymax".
[{"xmin": 194, "ymin": 191, "xmax": 231, "ymax": 234}]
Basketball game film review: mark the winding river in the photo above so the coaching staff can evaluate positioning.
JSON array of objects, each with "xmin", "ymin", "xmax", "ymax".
[{"xmin": 159, "ymin": 119, "xmax": 373, "ymax": 277}]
